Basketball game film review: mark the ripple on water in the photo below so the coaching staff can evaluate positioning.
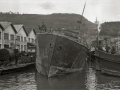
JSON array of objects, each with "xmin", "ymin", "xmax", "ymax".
[
  {"xmin": 0, "ymin": 69, "xmax": 37, "ymax": 90},
  {"xmin": 1, "ymin": 66, "xmax": 120, "ymax": 90}
]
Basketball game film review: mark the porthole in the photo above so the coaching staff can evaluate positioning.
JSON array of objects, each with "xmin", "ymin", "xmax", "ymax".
[
  {"xmin": 50, "ymin": 43, "xmax": 53, "ymax": 48},
  {"xmin": 57, "ymin": 45, "xmax": 62, "ymax": 50}
]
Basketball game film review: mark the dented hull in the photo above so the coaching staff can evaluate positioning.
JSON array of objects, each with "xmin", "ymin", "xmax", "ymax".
[{"xmin": 36, "ymin": 34, "xmax": 88, "ymax": 77}]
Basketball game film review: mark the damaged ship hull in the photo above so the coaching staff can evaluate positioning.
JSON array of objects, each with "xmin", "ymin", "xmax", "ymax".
[{"xmin": 36, "ymin": 34, "xmax": 88, "ymax": 77}]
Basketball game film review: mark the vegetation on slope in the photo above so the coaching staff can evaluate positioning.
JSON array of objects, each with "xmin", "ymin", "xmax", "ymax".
[
  {"xmin": 0, "ymin": 13, "xmax": 96, "ymax": 34},
  {"xmin": 100, "ymin": 22, "xmax": 120, "ymax": 37}
]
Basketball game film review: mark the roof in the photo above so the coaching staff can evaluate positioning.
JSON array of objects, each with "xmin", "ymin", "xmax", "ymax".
[
  {"xmin": 14, "ymin": 25, "xmax": 23, "ymax": 32},
  {"xmin": 0, "ymin": 24, "xmax": 4, "ymax": 30},
  {"xmin": 0, "ymin": 21, "xmax": 17, "ymax": 33},
  {"xmin": 33, "ymin": 29, "xmax": 36, "ymax": 35},
  {"xmin": 26, "ymin": 28, "xmax": 36, "ymax": 36},
  {"xmin": 0, "ymin": 21, "xmax": 12, "ymax": 29},
  {"xmin": 14, "ymin": 24, "xmax": 28, "ymax": 36}
]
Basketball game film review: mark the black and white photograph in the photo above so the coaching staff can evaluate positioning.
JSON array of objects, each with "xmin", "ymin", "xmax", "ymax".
[{"xmin": 0, "ymin": 0, "xmax": 120, "ymax": 90}]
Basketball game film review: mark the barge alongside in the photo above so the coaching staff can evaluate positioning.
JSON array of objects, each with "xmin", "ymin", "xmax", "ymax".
[{"xmin": 95, "ymin": 49, "xmax": 120, "ymax": 76}]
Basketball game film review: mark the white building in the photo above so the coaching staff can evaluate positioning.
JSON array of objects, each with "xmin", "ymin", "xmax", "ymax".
[
  {"xmin": 27, "ymin": 29, "xmax": 36, "ymax": 44},
  {"xmin": 0, "ymin": 21, "xmax": 17, "ymax": 49},
  {"xmin": 27, "ymin": 29, "xmax": 36, "ymax": 52},
  {"xmin": 14, "ymin": 24, "xmax": 28, "ymax": 52},
  {"xmin": 0, "ymin": 21, "xmax": 36, "ymax": 52}
]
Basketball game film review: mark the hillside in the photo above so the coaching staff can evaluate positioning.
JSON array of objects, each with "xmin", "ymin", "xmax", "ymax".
[
  {"xmin": 100, "ymin": 22, "xmax": 120, "ymax": 37},
  {"xmin": 0, "ymin": 13, "xmax": 96, "ymax": 34}
]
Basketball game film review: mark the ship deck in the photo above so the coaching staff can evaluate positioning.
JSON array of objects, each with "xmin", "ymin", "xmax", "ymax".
[{"xmin": 36, "ymin": 32, "xmax": 88, "ymax": 49}]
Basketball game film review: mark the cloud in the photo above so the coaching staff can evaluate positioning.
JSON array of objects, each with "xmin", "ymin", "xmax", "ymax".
[{"xmin": 40, "ymin": 2, "xmax": 55, "ymax": 10}]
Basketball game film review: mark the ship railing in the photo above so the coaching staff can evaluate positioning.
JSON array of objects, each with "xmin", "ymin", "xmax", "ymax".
[
  {"xmin": 37, "ymin": 31, "xmax": 88, "ymax": 48},
  {"xmin": 52, "ymin": 31, "xmax": 88, "ymax": 47}
]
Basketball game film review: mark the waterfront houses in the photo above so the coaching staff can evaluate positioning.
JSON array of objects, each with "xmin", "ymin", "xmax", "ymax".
[
  {"xmin": 0, "ymin": 21, "xmax": 36, "ymax": 52},
  {"xmin": 27, "ymin": 29, "xmax": 36, "ymax": 44},
  {"xmin": 14, "ymin": 24, "xmax": 28, "ymax": 52},
  {"xmin": 0, "ymin": 21, "xmax": 17, "ymax": 49},
  {"xmin": 27, "ymin": 28, "xmax": 36, "ymax": 52}
]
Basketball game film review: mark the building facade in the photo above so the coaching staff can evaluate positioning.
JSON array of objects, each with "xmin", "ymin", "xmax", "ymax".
[
  {"xmin": 0, "ymin": 21, "xmax": 36, "ymax": 52},
  {"xmin": 27, "ymin": 29, "xmax": 36, "ymax": 52},
  {"xmin": 0, "ymin": 22, "xmax": 17, "ymax": 49},
  {"xmin": 14, "ymin": 24, "xmax": 28, "ymax": 52},
  {"xmin": 27, "ymin": 29, "xmax": 36, "ymax": 44}
]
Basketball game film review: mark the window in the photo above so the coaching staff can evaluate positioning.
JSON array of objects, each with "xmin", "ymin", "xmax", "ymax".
[
  {"xmin": 17, "ymin": 36, "xmax": 20, "ymax": 41},
  {"xmin": 10, "ymin": 34, "xmax": 14, "ymax": 40},
  {"xmin": 32, "ymin": 39, "xmax": 34, "ymax": 43},
  {"xmin": 21, "ymin": 36, "xmax": 23, "ymax": 42},
  {"xmin": 0, "ymin": 32, "xmax": 1, "ymax": 39},
  {"xmin": 17, "ymin": 45, "xmax": 20, "ymax": 50},
  {"xmin": 21, "ymin": 45, "xmax": 23, "ymax": 51},
  {"xmin": 24, "ymin": 37, "xmax": 26, "ymax": 42},
  {"xmin": 24, "ymin": 45, "xmax": 26, "ymax": 51},
  {"xmin": 4, "ymin": 33, "xmax": 9, "ymax": 40},
  {"xmin": 29, "ymin": 38, "xmax": 30, "ymax": 42}
]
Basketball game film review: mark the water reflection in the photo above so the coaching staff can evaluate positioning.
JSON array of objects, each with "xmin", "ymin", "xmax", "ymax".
[
  {"xmin": 85, "ymin": 67, "xmax": 97, "ymax": 90},
  {"xmin": 35, "ymin": 71, "xmax": 86, "ymax": 90},
  {"xmin": 96, "ymin": 71, "xmax": 120, "ymax": 90},
  {"xmin": 0, "ymin": 68, "xmax": 36, "ymax": 90},
  {"xmin": 0, "ymin": 65, "xmax": 120, "ymax": 90}
]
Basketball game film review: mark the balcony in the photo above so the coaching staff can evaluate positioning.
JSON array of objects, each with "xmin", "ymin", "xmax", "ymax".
[
  {"xmin": 10, "ymin": 40, "xmax": 15, "ymax": 43},
  {"xmin": 3, "ymin": 40, "xmax": 15, "ymax": 45},
  {"xmin": 16, "ymin": 41, "xmax": 27, "ymax": 45},
  {"xmin": 27, "ymin": 42, "xmax": 36, "ymax": 49},
  {"xmin": 3, "ymin": 40, "xmax": 10, "ymax": 44},
  {"xmin": 16, "ymin": 40, "xmax": 20, "ymax": 45}
]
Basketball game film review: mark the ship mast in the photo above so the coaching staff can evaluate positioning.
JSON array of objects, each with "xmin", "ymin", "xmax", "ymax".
[
  {"xmin": 78, "ymin": 2, "xmax": 86, "ymax": 39},
  {"xmin": 95, "ymin": 17, "xmax": 99, "ymax": 46}
]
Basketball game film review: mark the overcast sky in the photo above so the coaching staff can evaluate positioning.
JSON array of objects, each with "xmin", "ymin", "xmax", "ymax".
[{"xmin": 0, "ymin": 0, "xmax": 120, "ymax": 23}]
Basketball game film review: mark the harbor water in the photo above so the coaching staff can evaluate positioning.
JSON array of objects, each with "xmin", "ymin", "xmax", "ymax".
[{"xmin": 0, "ymin": 64, "xmax": 120, "ymax": 90}]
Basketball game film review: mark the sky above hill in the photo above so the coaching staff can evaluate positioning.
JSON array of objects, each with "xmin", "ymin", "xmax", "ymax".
[{"xmin": 0, "ymin": 0, "xmax": 120, "ymax": 23}]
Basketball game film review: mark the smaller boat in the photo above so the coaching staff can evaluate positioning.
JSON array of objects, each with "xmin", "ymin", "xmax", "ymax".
[
  {"xmin": 95, "ymin": 49, "xmax": 120, "ymax": 76},
  {"xmin": 91, "ymin": 18, "xmax": 120, "ymax": 76},
  {"xmin": 0, "ymin": 62, "xmax": 35, "ymax": 75}
]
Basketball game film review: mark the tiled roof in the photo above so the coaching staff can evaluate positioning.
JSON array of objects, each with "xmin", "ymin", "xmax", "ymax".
[
  {"xmin": 0, "ymin": 21, "xmax": 12, "ymax": 29},
  {"xmin": 0, "ymin": 24, "xmax": 4, "ymax": 30},
  {"xmin": 26, "ymin": 28, "xmax": 36, "ymax": 35},
  {"xmin": 0, "ymin": 21, "xmax": 17, "ymax": 33},
  {"xmin": 25, "ymin": 27, "xmax": 31, "ymax": 35},
  {"xmin": 14, "ymin": 24, "xmax": 28, "ymax": 36},
  {"xmin": 14, "ymin": 24, "xmax": 23, "ymax": 32}
]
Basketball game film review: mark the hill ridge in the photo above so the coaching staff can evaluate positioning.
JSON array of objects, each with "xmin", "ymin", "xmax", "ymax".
[{"xmin": 0, "ymin": 13, "xmax": 96, "ymax": 34}]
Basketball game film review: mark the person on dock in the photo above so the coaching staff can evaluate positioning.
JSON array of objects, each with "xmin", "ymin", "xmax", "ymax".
[
  {"xmin": 41, "ymin": 22, "xmax": 47, "ymax": 32},
  {"xmin": 97, "ymin": 41, "xmax": 103, "ymax": 51},
  {"xmin": 97, "ymin": 45, "xmax": 103, "ymax": 51},
  {"xmin": 111, "ymin": 45, "xmax": 116, "ymax": 54},
  {"xmin": 38, "ymin": 22, "xmax": 47, "ymax": 33},
  {"xmin": 105, "ymin": 45, "xmax": 111, "ymax": 53}
]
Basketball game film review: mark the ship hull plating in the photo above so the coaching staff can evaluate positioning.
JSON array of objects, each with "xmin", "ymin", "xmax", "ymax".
[{"xmin": 36, "ymin": 34, "xmax": 88, "ymax": 77}]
